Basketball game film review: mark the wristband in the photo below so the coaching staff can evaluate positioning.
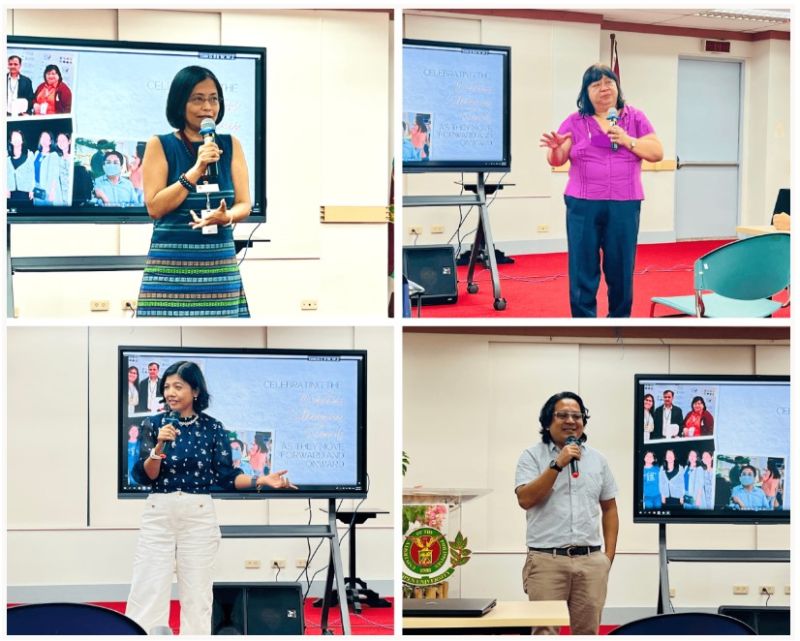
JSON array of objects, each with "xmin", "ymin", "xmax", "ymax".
[
  {"xmin": 149, "ymin": 448, "xmax": 165, "ymax": 461},
  {"xmin": 250, "ymin": 476, "xmax": 258, "ymax": 489},
  {"xmin": 178, "ymin": 173, "xmax": 196, "ymax": 192}
]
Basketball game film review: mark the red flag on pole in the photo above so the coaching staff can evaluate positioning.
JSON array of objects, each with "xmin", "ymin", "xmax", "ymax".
[{"xmin": 610, "ymin": 33, "xmax": 620, "ymax": 80}]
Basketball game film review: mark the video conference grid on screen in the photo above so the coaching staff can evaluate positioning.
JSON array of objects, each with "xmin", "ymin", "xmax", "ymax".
[
  {"xmin": 7, "ymin": 37, "xmax": 263, "ymax": 220},
  {"xmin": 634, "ymin": 375, "xmax": 790, "ymax": 523},
  {"xmin": 403, "ymin": 39, "xmax": 510, "ymax": 172},
  {"xmin": 120, "ymin": 348, "xmax": 366, "ymax": 498}
]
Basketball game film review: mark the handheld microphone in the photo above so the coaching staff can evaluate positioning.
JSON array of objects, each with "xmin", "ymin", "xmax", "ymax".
[
  {"xmin": 606, "ymin": 108, "xmax": 619, "ymax": 151},
  {"xmin": 565, "ymin": 435, "xmax": 580, "ymax": 478},
  {"xmin": 165, "ymin": 412, "xmax": 181, "ymax": 449},
  {"xmin": 199, "ymin": 117, "xmax": 219, "ymax": 180}
]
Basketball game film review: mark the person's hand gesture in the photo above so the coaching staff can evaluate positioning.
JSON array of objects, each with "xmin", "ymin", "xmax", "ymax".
[
  {"xmin": 539, "ymin": 131, "xmax": 572, "ymax": 150},
  {"xmin": 256, "ymin": 469, "xmax": 298, "ymax": 490},
  {"xmin": 189, "ymin": 199, "xmax": 231, "ymax": 229}
]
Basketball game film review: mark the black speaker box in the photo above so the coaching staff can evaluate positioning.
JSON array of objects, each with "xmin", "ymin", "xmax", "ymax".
[
  {"xmin": 403, "ymin": 245, "xmax": 458, "ymax": 305},
  {"xmin": 212, "ymin": 582, "xmax": 304, "ymax": 635},
  {"xmin": 717, "ymin": 605, "xmax": 789, "ymax": 635}
]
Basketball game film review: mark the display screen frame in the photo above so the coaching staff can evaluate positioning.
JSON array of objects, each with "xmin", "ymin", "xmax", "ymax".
[
  {"xmin": 7, "ymin": 35, "xmax": 266, "ymax": 224},
  {"xmin": 402, "ymin": 38, "xmax": 511, "ymax": 174},
  {"xmin": 633, "ymin": 373, "xmax": 790, "ymax": 525},
  {"xmin": 118, "ymin": 346, "xmax": 368, "ymax": 500}
]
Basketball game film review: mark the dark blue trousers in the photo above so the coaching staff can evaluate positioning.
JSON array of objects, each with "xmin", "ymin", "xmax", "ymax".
[{"xmin": 565, "ymin": 196, "xmax": 641, "ymax": 318}]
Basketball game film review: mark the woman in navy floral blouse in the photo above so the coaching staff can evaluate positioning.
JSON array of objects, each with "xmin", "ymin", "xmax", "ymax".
[{"xmin": 126, "ymin": 360, "xmax": 296, "ymax": 635}]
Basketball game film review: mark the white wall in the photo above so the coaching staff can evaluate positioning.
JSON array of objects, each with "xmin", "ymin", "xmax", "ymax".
[
  {"xmin": 402, "ymin": 11, "xmax": 790, "ymax": 252},
  {"xmin": 403, "ymin": 331, "xmax": 790, "ymax": 615},
  {"xmin": 7, "ymin": 325, "xmax": 394, "ymax": 599},
  {"xmin": 9, "ymin": 9, "xmax": 391, "ymax": 319}
]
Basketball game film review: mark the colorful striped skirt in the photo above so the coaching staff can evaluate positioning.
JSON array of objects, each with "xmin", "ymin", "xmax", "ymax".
[{"xmin": 137, "ymin": 211, "xmax": 250, "ymax": 317}]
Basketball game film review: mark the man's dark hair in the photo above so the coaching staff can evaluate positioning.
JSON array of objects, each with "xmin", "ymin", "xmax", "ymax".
[
  {"xmin": 663, "ymin": 389, "xmax": 675, "ymax": 397},
  {"xmin": 104, "ymin": 150, "xmax": 125, "ymax": 166},
  {"xmin": 165, "ymin": 66, "xmax": 225, "ymax": 130},
  {"xmin": 8, "ymin": 55, "xmax": 22, "ymax": 64},
  {"xmin": 740, "ymin": 464, "xmax": 758, "ymax": 477},
  {"xmin": 158, "ymin": 360, "xmax": 210, "ymax": 412},
  {"xmin": 576, "ymin": 63, "xmax": 625, "ymax": 116},
  {"xmin": 538, "ymin": 391, "xmax": 589, "ymax": 444}
]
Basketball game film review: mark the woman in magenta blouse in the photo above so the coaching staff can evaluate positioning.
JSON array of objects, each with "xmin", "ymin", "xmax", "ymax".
[{"xmin": 541, "ymin": 64, "xmax": 663, "ymax": 317}]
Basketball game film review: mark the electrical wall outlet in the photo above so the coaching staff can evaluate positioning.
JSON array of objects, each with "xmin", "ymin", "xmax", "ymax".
[
  {"xmin": 431, "ymin": 224, "xmax": 445, "ymax": 234},
  {"xmin": 408, "ymin": 225, "xmax": 423, "ymax": 235},
  {"xmin": 121, "ymin": 299, "xmax": 137, "ymax": 311},
  {"xmin": 90, "ymin": 299, "xmax": 110, "ymax": 312},
  {"xmin": 784, "ymin": 585, "xmax": 790, "ymax": 595},
  {"xmin": 759, "ymin": 585, "xmax": 775, "ymax": 595},
  {"xmin": 733, "ymin": 585, "xmax": 749, "ymax": 595},
  {"xmin": 300, "ymin": 299, "xmax": 318, "ymax": 311},
  {"xmin": 244, "ymin": 559, "xmax": 261, "ymax": 569},
  {"xmin": 669, "ymin": 587, "xmax": 676, "ymax": 598},
  {"xmin": 296, "ymin": 558, "xmax": 308, "ymax": 568},
  {"xmin": 271, "ymin": 559, "xmax": 286, "ymax": 569},
  {"xmin": 536, "ymin": 224, "xmax": 550, "ymax": 233}
]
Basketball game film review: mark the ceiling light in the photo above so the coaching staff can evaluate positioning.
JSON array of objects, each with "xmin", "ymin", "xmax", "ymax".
[{"xmin": 695, "ymin": 9, "xmax": 790, "ymax": 24}]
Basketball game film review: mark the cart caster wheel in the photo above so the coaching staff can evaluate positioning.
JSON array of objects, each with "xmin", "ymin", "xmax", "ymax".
[
  {"xmin": 322, "ymin": 630, "xmax": 334, "ymax": 635},
  {"xmin": 467, "ymin": 283, "xmax": 479, "ymax": 294},
  {"xmin": 494, "ymin": 298, "xmax": 507, "ymax": 311}
]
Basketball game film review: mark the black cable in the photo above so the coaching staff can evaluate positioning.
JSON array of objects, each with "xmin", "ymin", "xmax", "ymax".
[{"xmin": 236, "ymin": 221, "xmax": 262, "ymax": 266}]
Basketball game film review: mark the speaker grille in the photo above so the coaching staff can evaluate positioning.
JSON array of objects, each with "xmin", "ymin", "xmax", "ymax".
[
  {"xmin": 212, "ymin": 582, "xmax": 304, "ymax": 635},
  {"xmin": 403, "ymin": 245, "xmax": 458, "ymax": 305}
]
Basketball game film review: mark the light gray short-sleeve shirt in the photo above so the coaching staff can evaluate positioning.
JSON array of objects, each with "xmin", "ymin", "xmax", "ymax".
[{"xmin": 515, "ymin": 441, "xmax": 617, "ymax": 548}]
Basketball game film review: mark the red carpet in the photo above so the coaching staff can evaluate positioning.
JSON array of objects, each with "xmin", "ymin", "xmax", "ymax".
[
  {"xmin": 418, "ymin": 240, "xmax": 790, "ymax": 318},
  {"xmin": 86, "ymin": 598, "xmax": 394, "ymax": 635}
]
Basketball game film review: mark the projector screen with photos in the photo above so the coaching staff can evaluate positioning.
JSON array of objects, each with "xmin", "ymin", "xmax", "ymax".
[
  {"xmin": 402, "ymin": 39, "xmax": 510, "ymax": 173},
  {"xmin": 7, "ymin": 35, "xmax": 265, "ymax": 223},
  {"xmin": 119, "ymin": 347, "xmax": 367, "ymax": 499},
  {"xmin": 633, "ymin": 374, "xmax": 789, "ymax": 524}
]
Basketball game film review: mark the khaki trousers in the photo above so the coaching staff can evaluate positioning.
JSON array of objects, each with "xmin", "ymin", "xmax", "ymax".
[{"xmin": 522, "ymin": 549, "xmax": 611, "ymax": 635}]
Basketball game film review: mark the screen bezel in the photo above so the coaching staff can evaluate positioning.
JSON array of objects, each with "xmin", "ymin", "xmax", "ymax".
[
  {"xmin": 402, "ymin": 38, "xmax": 511, "ymax": 174},
  {"xmin": 633, "ymin": 373, "xmax": 789, "ymax": 525},
  {"xmin": 7, "ymin": 35, "xmax": 266, "ymax": 224},
  {"xmin": 118, "ymin": 346, "xmax": 367, "ymax": 499}
]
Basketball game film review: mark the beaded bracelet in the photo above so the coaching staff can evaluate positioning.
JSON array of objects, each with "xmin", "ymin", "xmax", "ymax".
[{"xmin": 178, "ymin": 173, "xmax": 196, "ymax": 192}]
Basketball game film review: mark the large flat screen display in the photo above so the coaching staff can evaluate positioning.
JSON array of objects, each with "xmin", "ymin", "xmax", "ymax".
[
  {"xmin": 403, "ymin": 39, "xmax": 510, "ymax": 173},
  {"xmin": 7, "ymin": 35, "xmax": 266, "ymax": 223},
  {"xmin": 119, "ymin": 347, "xmax": 367, "ymax": 499},
  {"xmin": 634, "ymin": 374, "xmax": 789, "ymax": 524}
]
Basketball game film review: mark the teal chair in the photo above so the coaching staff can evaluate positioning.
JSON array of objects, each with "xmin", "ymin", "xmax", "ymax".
[{"xmin": 650, "ymin": 233, "xmax": 790, "ymax": 318}]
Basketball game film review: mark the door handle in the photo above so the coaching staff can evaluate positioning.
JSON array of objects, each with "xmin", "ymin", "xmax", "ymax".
[{"xmin": 676, "ymin": 155, "xmax": 681, "ymax": 170}]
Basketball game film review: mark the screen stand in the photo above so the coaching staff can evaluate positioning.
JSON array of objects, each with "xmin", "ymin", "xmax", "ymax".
[
  {"xmin": 219, "ymin": 498, "xmax": 352, "ymax": 635},
  {"xmin": 657, "ymin": 523, "xmax": 789, "ymax": 614},
  {"xmin": 403, "ymin": 172, "xmax": 507, "ymax": 311}
]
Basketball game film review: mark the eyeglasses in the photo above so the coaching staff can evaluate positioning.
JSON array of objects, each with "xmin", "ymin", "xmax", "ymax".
[
  {"xmin": 554, "ymin": 411, "xmax": 585, "ymax": 422},
  {"xmin": 188, "ymin": 95, "xmax": 220, "ymax": 106}
]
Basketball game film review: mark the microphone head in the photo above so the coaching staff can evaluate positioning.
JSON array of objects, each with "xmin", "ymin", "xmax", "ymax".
[
  {"xmin": 199, "ymin": 117, "xmax": 216, "ymax": 135},
  {"xmin": 606, "ymin": 107, "xmax": 618, "ymax": 121},
  {"xmin": 565, "ymin": 435, "xmax": 579, "ymax": 446}
]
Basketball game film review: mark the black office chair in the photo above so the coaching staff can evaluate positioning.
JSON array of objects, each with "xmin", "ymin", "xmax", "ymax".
[
  {"xmin": 609, "ymin": 611, "xmax": 756, "ymax": 635},
  {"xmin": 7, "ymin": 602, "xmax": 147, "ymax": 635}
]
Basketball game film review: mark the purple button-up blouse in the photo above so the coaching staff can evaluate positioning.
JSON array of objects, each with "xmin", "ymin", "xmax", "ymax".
[{"xmin": 557, "ymin": 105, "xmax": 655, "ymax": 201}]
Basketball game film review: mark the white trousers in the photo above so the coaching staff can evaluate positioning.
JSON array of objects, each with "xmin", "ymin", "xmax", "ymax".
[{"xmin": 126, "ymin": 492, "xmax": 221, "ymax": 635}]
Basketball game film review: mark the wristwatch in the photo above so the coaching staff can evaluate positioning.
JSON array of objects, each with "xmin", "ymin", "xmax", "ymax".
[{"xmin": 549, "ymin": 460, "xmax": 563, "ymax": 473}]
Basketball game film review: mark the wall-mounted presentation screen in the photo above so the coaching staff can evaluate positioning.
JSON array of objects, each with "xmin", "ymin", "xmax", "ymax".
[
  {"xmin": 633, "ymin": 374, "xmax": 789, "ymax": 524},
  {"xmin": 403, "ymin": 39, "xmax": 510, "ymax": 173},
  {"xmin": 119, "ymin": 347, "xmax": 367, "ymax": 499},
  {"xmin": 7, "ymin": 35, "xmax": 266, "ymax": 223}
]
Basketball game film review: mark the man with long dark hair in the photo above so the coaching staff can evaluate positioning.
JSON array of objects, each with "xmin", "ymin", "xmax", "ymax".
[{"xmin": 515, "ymin": 391, "xmax": 619, "ymax": 634}]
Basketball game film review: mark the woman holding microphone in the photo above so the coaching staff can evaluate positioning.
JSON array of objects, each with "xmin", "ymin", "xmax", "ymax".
[
  {"xmin": 541, "ymin": 64, "xmax": 663, "ymax": 317},
  {"xmin": 126, "ymin": 361, "xmax": 296, "ymax": 634}
]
